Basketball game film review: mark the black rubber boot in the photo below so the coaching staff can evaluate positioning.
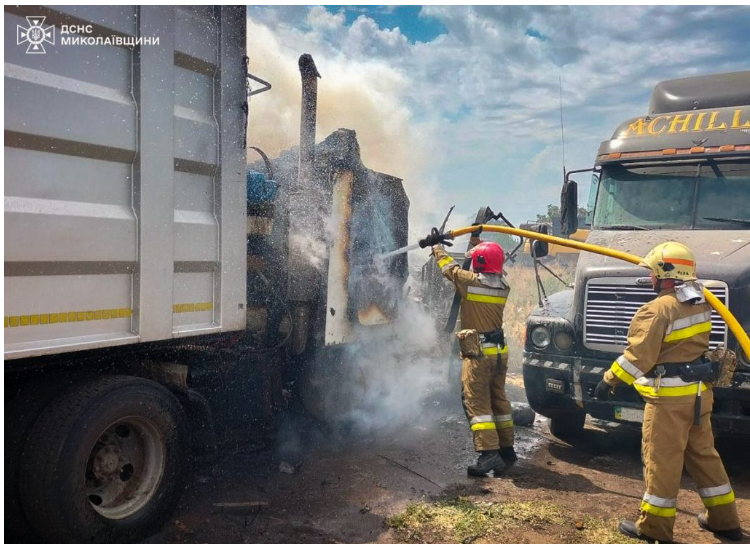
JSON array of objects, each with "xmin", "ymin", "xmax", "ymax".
[
  {"xmin": 500, "ymin": 447, "xmax": 517, "ymax": 467},
  {"xmin": 698, "ymin": 513, "xmax": 743, "ymax": 541},
  {"xmin": 618, "ymin": 520, "xmax": 666, "ymax": 543},
  {"xmin": 467, "ymin": 450, "xmax": 503, "ymax": 476}
]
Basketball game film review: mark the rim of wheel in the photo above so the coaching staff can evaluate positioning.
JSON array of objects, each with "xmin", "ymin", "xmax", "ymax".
[{"xmin": 85, "ymin": 416, "xmax": 166, "ymax": 520}]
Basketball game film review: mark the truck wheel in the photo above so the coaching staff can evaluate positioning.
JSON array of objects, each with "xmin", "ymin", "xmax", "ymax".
[
  {"xmin": 5, "ymin": 379, "xmax": 76, "ymax": 541},
  {"xmin": 20, "ymin": 376, "xmax": 188, "ymax": 544},
  {"xmin": 549, "ymin": 411, "xmax": 586, "ymax": 440}
]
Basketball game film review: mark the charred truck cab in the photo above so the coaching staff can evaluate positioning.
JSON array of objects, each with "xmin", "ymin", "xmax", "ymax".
[{"xmin": 523, "ymin": 71, "xmax": 750, "ymax": 438}]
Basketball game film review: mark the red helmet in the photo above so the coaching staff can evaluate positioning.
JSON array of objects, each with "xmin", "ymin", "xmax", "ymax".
[{"xmin": 471, "ymin": 242, "xmax": 505, "ymax": 274}]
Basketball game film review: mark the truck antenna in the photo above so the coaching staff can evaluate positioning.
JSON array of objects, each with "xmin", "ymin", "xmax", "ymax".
[{"xmin": 559, "ymin": 76, "xmax": 566, "ymax": 177}]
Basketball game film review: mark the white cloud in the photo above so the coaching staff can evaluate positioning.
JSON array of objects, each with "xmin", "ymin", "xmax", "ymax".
[
  {"xmin": 307, "ymin": 6, "xmax": 345, "ymax": 33},
  {"xmin": 246, "ymin": 6, "xmax": 750, "ymax": 230}
]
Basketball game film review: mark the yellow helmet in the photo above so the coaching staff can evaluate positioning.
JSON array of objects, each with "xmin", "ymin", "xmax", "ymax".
[{"xmin": 639, "ymin": 242, "xmax": 697, "ymax": 281}]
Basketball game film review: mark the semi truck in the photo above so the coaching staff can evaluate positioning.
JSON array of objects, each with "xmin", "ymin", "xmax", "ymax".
[
  {"xmin": 523, "ymin": 71, "xmax": 750, "ymax": 439},
  {"xmin": 4, "ymin": 6, "xmax": 409, "ymax": 544}
]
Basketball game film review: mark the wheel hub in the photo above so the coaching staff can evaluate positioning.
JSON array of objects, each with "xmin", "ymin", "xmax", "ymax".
[
  {"xmin": 85, "ymin": 417, "xmax": 165, "ymax": 519},
  {"xmin": 92, "ymin": 445, "xmax": 125, "ymax": 481}
]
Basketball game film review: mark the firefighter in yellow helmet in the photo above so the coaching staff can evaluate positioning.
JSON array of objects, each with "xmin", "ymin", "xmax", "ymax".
[
  {"xmin": 420, "ymin": 226, "xmax": 516, "ymax": 476},
  {"xmin": 594, "ymin": 242, "xmax": 741, "ymax": 543}
]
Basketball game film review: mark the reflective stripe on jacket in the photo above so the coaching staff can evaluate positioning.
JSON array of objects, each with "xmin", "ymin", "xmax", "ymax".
[
  {"xmin": 604, "ymin": 288, "xmax": 711, "ymax": 403},
  {"xmin": 432, "ymin": 244, "xmax": 510, "ymax": 333}
]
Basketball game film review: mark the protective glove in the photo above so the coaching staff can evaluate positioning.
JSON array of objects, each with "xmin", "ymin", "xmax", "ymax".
[
  {"xmin": 419, "ymin": 227, "xmax": 453, "ymax": 248},
  {"xmin": 471, "ymin": 223, "xmax": 483, "ymax": 238},
  {"xmin": 594, "ymin": 379, "xmax": 613, "ymax": 401}
]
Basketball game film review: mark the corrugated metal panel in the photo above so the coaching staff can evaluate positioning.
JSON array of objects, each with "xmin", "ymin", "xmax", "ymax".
[{"xmin": 4, "ymin": 5, "xmax": 246, "ymax": 359}]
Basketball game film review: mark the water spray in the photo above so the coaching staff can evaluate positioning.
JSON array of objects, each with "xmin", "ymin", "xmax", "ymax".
[{"xmin": 374, "ymin": 242, "xmax": 422, "ymax": 263}]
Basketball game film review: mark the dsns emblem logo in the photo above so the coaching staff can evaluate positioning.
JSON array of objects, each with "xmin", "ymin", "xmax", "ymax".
[{"xmin": 17, "ymin": 16, "xmax": 55, "ymax": 54}]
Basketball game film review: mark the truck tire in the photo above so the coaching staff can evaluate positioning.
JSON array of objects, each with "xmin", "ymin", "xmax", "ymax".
[
  {"xmin": 549, "ymin": 411, "xmax": 586, "ymax": 440},
  {"xmin": 20, "ymin": 376, "xmax": 188, "ymax": 544},
  {"xmin": 5, "ymin": 378, "xmax": 77, "ymax": 541}
]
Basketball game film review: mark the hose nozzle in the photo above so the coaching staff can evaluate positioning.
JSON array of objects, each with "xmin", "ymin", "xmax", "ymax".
[{"xmin": 419, "ymin": 227, "xmax": 453, "ymax": 248}]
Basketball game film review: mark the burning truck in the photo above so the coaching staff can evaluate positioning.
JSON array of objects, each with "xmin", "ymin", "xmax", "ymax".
[{"xmin": 4, "ymin": 7, "xmax": 408, "ymax": 544}]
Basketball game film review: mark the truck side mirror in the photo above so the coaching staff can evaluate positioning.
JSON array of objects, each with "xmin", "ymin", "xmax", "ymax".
[
  {"xmin": 526, "ymin": 223, "xmax": 549, "ymax": 259},
  {"xmin": 531, "ymin": 240, "xmax": 549, "ymax": 259},
  {"xmin": 561, "ymin": 180, "xmax": 578, "ymax": 237}
]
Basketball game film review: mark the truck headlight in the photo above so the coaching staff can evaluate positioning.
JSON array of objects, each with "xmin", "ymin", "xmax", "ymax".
[
  {"xmin": 554, "ymin": 331, "xmax": 574, "ymax": 351},
  {"xmin": 530, "ymin": 326, "xmax": 551, "ymax": 349}
]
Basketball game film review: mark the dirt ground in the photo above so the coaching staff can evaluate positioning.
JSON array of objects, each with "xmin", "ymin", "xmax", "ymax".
[{"xmin": 145, "ymin": 377, "xmax": 750, "ymax": 544}]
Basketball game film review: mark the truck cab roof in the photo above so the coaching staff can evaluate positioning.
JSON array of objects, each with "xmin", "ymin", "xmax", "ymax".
[
  {"xmin": 650, "ymin": 71, "xmax": 750, "ymax": 114},
  {"xmin": 597, "ymin": 105, "xmax": 750, "ymax": 163},
  {"xmin": 597, "ymin": 72, "xmax": 750, "ymax": 164}
]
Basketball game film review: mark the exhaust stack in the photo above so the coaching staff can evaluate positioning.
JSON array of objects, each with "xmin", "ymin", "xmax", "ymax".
[{"xmin": 298, "ymin": 54, "xmax": 321, "ymax": 189}]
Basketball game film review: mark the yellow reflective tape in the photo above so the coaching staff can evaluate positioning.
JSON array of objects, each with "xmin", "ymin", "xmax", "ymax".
[
  {"xmin": 634, "ymin": 381, "xmax": 708, "ymax": 397},
  {"xmin": 173, "ymin": 302, "xmax": 213, "ymax": 314},
  {"xmin": 610, "ymin": 362, "xmax": 637, "ymax": 386},
  {"xmin": 466, "ymin": 293, "xmax": 507, "ymax": 304},
  {"xmin": 640, "ymin": 501, "xmax": 676, "ymax": 517},
  {"xmin": 482, "ymin": 345, "xmax": 509, "ymax": 356},
  {"xmin": 497, "ymin": 420, "xmax": 514, "ymax": 429},
  {"xmin": 664, "ymin": 321, "xmax": 712, "ymax": 343},
  {"xmin": 438, "ymin": 256, "xmax": 454, "ymax": 268},
  {"xmin": 4, "ymin": 308, "xmax": 133, "ymax": 326},
  {"xmin": 702, "ymin": 490, "xmax": 735, "ymax": 508},
  {"xmin": 471, "ymin": 422, "xmax": 497, "ymax": 431}
]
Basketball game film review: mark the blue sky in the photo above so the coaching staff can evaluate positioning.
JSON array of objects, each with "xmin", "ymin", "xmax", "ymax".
[
  {"xmin": 245, "ymin": 6, "xmax": 750, "ymax": 239},
  {"xmin": 324, "ymin": 6, "xmax": 447, "ymax": 43}
]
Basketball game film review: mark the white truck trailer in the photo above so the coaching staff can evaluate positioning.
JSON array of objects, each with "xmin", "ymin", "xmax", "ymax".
[{"xmin": 4, "ymin": 6, "xmax": 410, "ymax": 544}]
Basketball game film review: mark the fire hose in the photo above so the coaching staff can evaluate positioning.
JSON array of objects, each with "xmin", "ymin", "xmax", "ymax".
[{"xmin": 441, "ymin": 224, "xmax": 750, "ymax": 361}]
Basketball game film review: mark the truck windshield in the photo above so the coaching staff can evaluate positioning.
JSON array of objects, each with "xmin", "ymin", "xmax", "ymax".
[{"xmin": 593, "ymin": 161, "xmax": 750, "ymax": 230}]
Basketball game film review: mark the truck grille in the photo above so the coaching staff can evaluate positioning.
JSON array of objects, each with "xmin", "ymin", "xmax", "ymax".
[{"xmin": 584, "ymin": 277, "xmax": 728, "ymax": 353}]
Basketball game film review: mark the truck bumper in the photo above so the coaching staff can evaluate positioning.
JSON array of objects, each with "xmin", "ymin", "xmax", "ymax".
[{"xmin": 522, "ymin": 351, "xmax": 750, "ymax": 436}]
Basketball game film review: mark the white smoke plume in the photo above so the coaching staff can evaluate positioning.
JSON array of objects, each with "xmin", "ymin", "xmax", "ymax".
[
  {"xmin": 288, "ymin": 233, "xmax": 327, "ymax": 270},
  {"xmin": 246, "ymin": 13, "xmax": 459, "ymax": 435},
  {"xmin": 305, "ymin": 298, "xmax": 451, "ymax": 435},
  {"xmin": 245, "ymin": 14, "xmax": 448, "ymax": 251}
]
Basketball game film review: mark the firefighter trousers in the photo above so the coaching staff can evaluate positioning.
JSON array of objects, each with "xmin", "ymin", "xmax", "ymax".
[
  {"xmin": 637, "ymin": 388, "xmax": 739, "ymax": 542},
  {"xmin": 461, "ymin": 352, "xmax": 514, "ymax": 451}
]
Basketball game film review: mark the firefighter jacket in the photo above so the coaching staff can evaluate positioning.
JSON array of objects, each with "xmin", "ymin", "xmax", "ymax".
[
  {"xmin": 603, "ymin": 287, "xmax": 712, "ymax": 404},
  {"xmin": 432, "ymin": 243, "xmax": 510, "ymax": 335}
]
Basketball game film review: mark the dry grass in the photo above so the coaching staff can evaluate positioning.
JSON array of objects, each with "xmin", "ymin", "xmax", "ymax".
[
  {"xmin": 387, "ymin": 497, "xmax": 566, "ymax": 542},
  {"xmin": 387, "ymin": 496, "xmax": 641, "ymax": 544},
  {"xmin": 504, "ymin": 259, "xmax": 577, "ymax": 372}
]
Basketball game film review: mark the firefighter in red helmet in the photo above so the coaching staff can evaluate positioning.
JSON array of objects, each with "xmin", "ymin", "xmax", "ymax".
[{"xmin": 420, "ymin": 227, "xmax": 516, "ymax": 475}]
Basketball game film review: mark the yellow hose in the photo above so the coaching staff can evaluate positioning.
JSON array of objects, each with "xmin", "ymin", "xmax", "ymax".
[{"xmin": 447, "ymin": 224, "xmax": 750, "ymax": 360}]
